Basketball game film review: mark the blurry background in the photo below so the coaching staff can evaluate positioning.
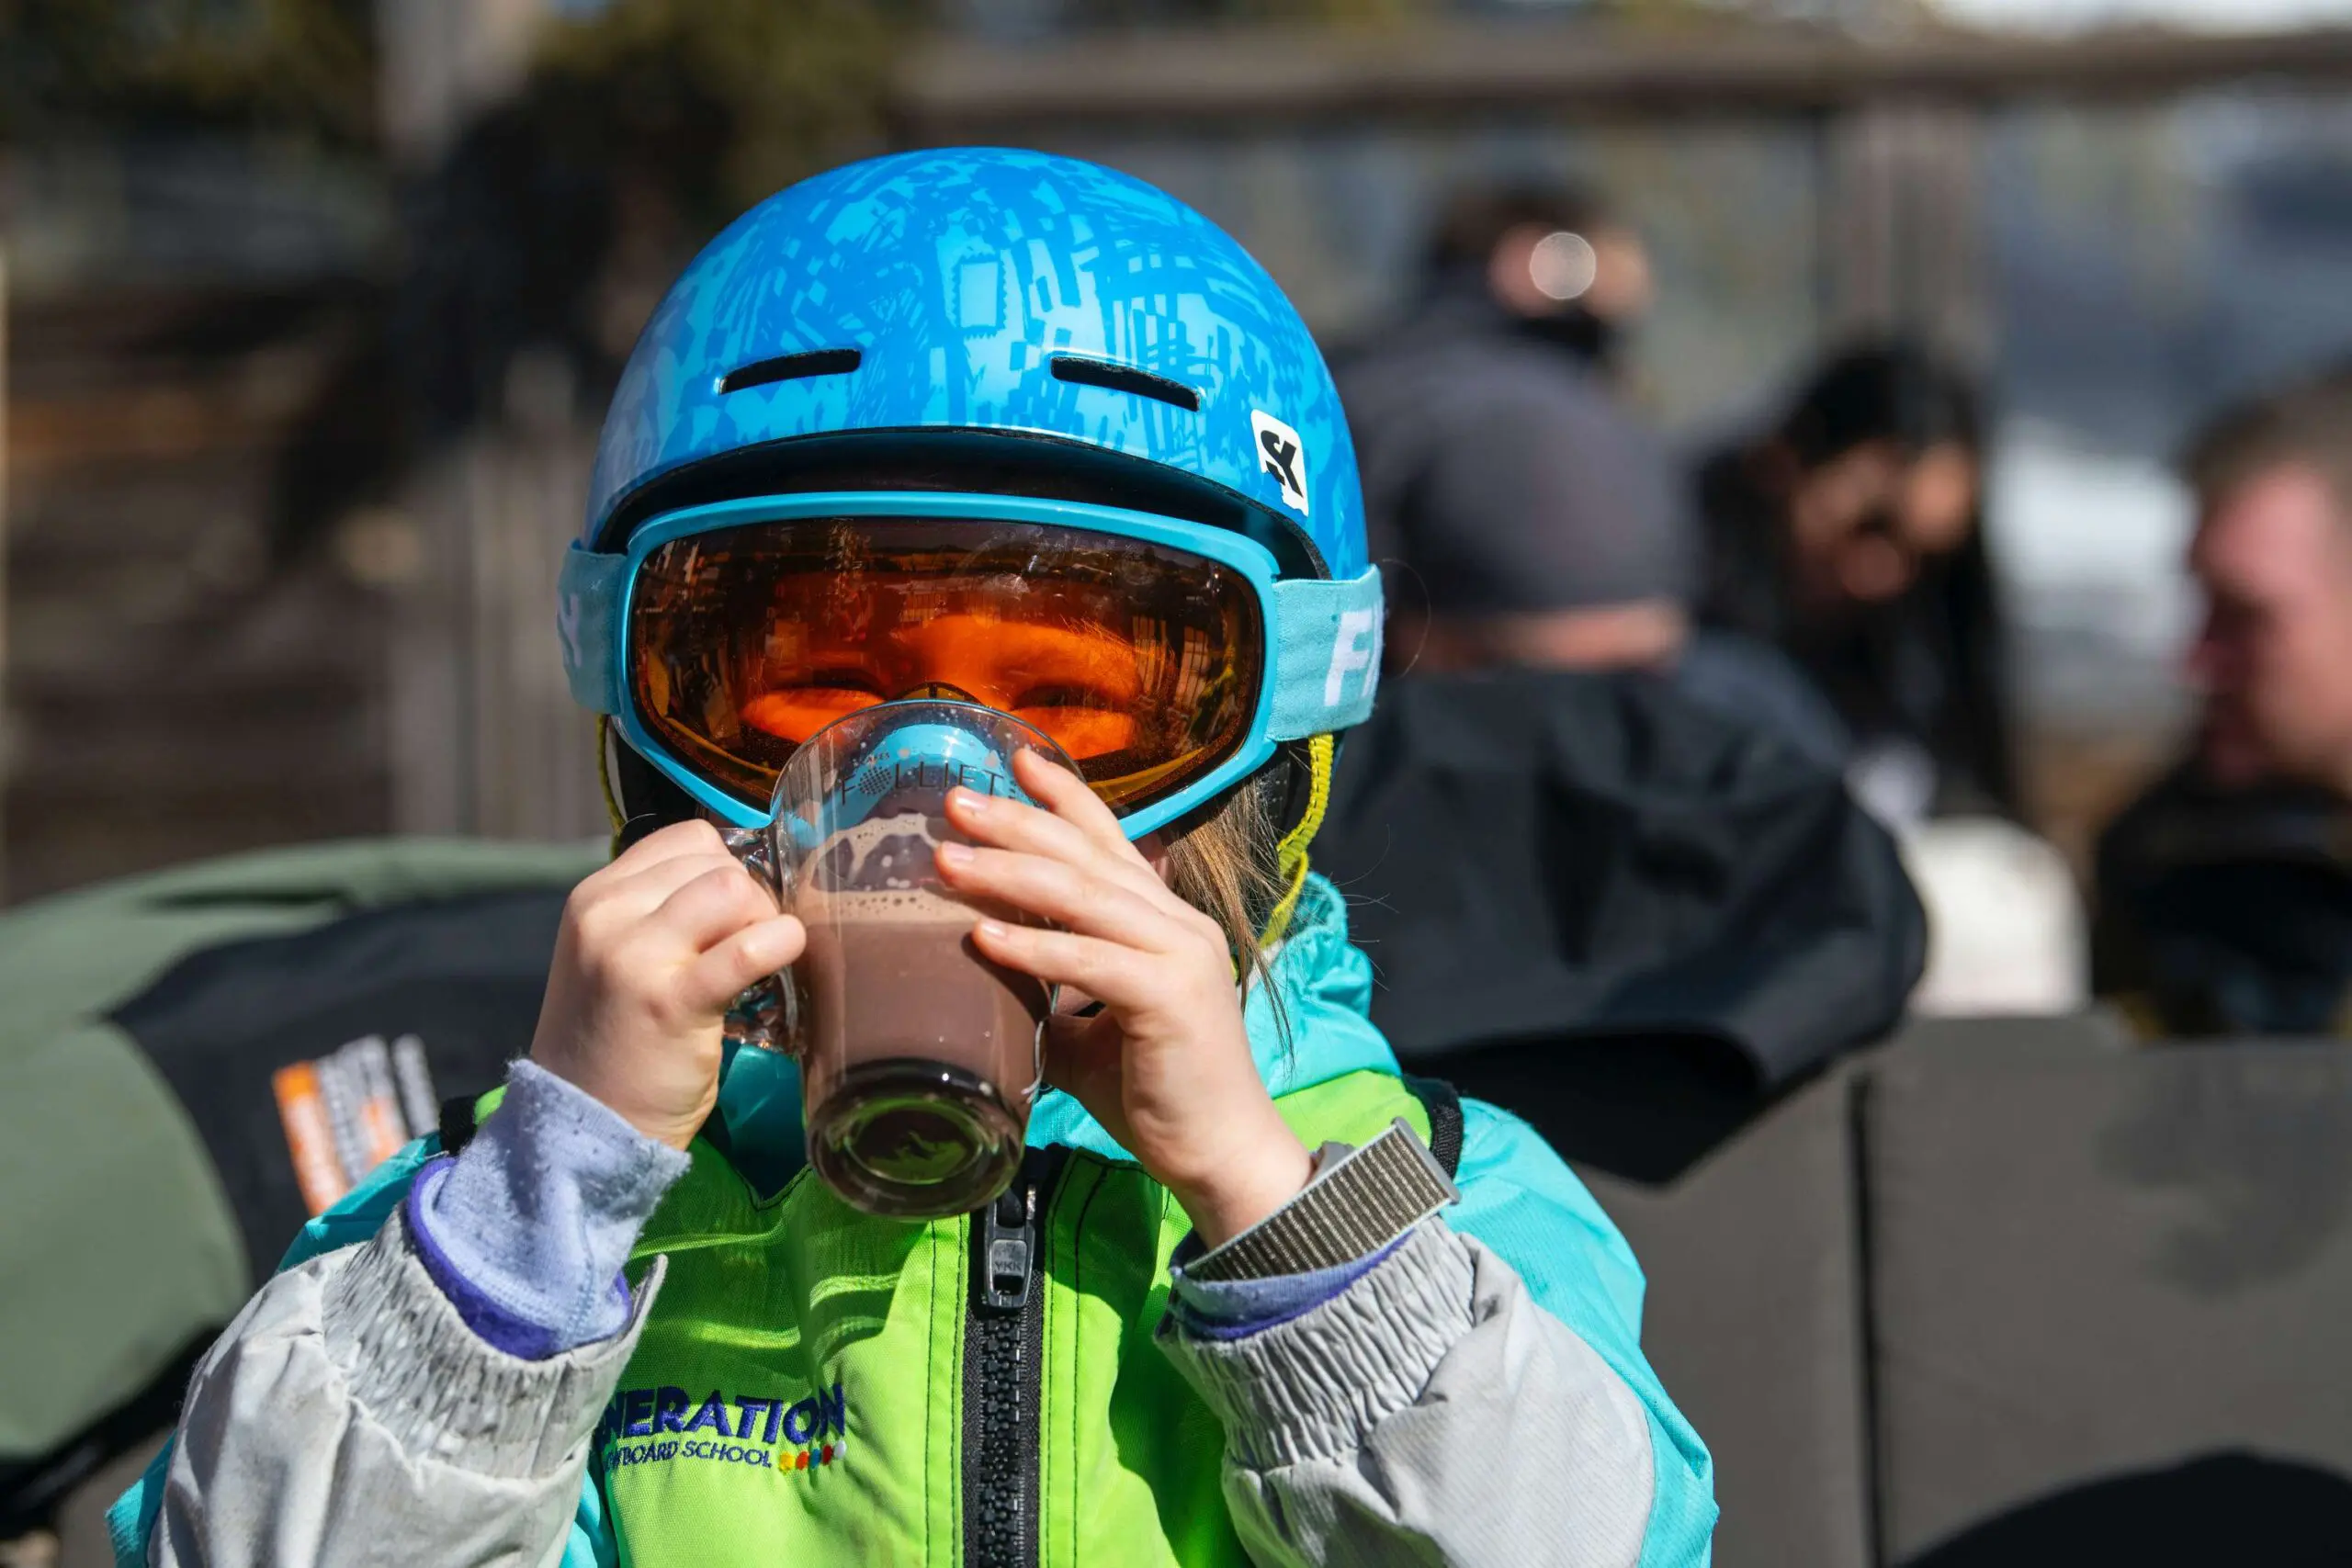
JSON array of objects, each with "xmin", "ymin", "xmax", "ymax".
[
  {"xmin": 4, "ymin": 0, "xmax": 2352, "ymax": 899},
  {"xmin": 16, "ymin": 9, "xmax": 2352, "ymax": 1566}
]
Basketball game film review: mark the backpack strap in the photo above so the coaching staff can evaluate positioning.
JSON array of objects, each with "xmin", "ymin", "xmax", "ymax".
[
  {"xmin": 438, "ymin": 1093, "xmax": 483, "ymax": 1157},
  {"xmin": 1400, "ymin": 1074, "xmax": 1464, "ymax": 1179},
  {"xmin": 437, "ymin": 1083, "xmax": 507, "ymax": 1157}
]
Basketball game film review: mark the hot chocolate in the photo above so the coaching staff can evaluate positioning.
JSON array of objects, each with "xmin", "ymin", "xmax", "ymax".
[{"xmin": 790, "ymin": 811, "xmax": 1046, "ymax": 1214}]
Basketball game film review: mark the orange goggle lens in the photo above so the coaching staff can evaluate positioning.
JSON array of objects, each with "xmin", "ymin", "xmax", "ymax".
[{"xmin": 628, "ymin": 518, "xmax": 1266, "ymax": 817}]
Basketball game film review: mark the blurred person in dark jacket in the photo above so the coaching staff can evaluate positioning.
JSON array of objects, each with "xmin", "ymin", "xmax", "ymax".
[
  {"xmin": 1340, "ymin": 177, "xmax": 1851, "ymax": 764},
  {"xmin": 1343, "ymin": 186, "xmax": 1672, "ymax": 658},
  {"xmin": 2098, "ymin": 368, "xmax": 2352, "ymax": 1036},
  {"xmin": 1328, "ymin": 209, "xmax": 1926, "ymax": 1174},
  {"xmin": 1695, "ymin": 344, "xmax": 2017, "ymax": 824}
]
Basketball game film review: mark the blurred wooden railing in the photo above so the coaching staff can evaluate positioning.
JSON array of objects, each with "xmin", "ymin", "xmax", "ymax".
[{"xmin": 894, "ymin": 19, "xmax": 2352, "ymax": 137}]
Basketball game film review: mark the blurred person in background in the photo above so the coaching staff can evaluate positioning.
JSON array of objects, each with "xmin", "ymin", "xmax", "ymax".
[
  {"xmin": 2098, "ymin": 367, "xmax": 2352, "ymax": 1036},
  {"xmin": 1342, "ymin": 182, "xmax": 1679, "ymax": 666},
  {"xmin": 1694, "ymin": 343, "xmax": 2019, "ymax": 826},
  {"xmin": 1340, "ymin": 176, "xmax": 1852, "ymax": 761},
  {"xmin": 1324, "ymin": 208, "xmax": 1926, "ymax": 1171},
  {"xmin": 1694, "ymin": 344, "xmax": 2085, "ymax": 1017},
  {"xmin": 1308, "ymin": 529, "xmax": 1930, "ymax": 1172}
]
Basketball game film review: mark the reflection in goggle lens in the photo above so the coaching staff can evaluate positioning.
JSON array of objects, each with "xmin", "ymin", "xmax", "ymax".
[{"xmin": 629, "ymin": 517, "xmax": 1264, "ymax": 817}]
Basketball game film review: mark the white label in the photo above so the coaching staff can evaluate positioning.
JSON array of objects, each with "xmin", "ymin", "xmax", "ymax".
[
  {"xmin": 559, "ymin": 591, "xmax": 587, "ymax": 672},
  {"xmin": 1250, "ymin": 410, "xmax": 1310, "ymax": 517},
  {"xmin": 1325, "ymin": 607, "xmax": 1379, "ymax": 707}
]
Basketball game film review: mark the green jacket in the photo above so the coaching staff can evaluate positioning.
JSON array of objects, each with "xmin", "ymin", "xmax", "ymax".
[{"xmin": 116, "ymin": 874, "xmax": 1716, "ymax": 1566}]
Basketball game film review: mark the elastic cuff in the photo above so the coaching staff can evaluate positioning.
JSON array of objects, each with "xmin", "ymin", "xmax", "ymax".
[
  {"xmin": 405, "ymin": 1157, "xmax": 634, "ymax": 1359},
  {"xmin": 1158, "ymin": 1218, "xmax": 1475, "ymax": 1470},
  {"xmin": 321, "ymin": 1204, "xmax": 666, "ymax": 1480},
  {"xmin": 406, "ymin": 1059, "xmax": 687, "ymax": 1356},
  {"xmin": 487, "ymin": 1060, "xmax": 691, "ymax": 1224},
  {"xmin": 1166, "ymin": 1233, "xmax": 1406, "ymax": 1340},
  {"xmin": 1183, "ymin": 1117, "xmax": 1458, "ymax": 1283}
]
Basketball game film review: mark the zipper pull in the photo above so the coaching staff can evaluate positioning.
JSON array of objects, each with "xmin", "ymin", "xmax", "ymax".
[{"xmin": 976, "ymin": 1179, "xmax": 1036, "ymax": 1314}]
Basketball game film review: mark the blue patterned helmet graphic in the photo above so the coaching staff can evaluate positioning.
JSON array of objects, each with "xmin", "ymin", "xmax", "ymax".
[{"xmin": 584, "ymin": 147, "xmax": 1365, "ymax": 581}]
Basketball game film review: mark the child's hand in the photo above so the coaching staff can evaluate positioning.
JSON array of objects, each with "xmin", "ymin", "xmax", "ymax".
[
  {"xmin": 938, "ymin": 751, "xmax": 1313, "ymax": 1248},
  {"xmin": 529, "ymin": 820, "xmax": 805, "ymax": 1150}
]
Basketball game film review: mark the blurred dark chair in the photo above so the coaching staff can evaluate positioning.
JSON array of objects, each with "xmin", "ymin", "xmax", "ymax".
[
  {"xmin": 1904, "ymin": 1452, "xmax": 2352, "ymax": 1568},
  {"xmin": 1859, "ymin": 1021, "xmax": 2352, "ymax": 1565},
  {"xmin": 1446, "ymin": 1011, "xmax": 2352, "ymax": 1567},
  {"xmin": 1440, "ymin": 1030, "xmax": 1764, "ymax": 1184}
]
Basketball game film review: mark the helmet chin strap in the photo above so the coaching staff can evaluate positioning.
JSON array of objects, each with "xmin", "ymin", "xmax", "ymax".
[
  {"xmin": 607, "ymin": 727, "xmax": 706, "ymax": 855},
  {"xmin": 1261, "ymin": 733, "xmax": 1335, "ymax": 948},
  {"xmin": 597, "ymin": 716, "xmax": 628, "ymax": 855}
]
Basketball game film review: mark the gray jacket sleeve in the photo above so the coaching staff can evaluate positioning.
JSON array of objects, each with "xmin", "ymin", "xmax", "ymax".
[
  {"xmin": 1158, "ymin": 1218, "xmax": 1657, "ymax": 1568},
  {"xmin": 150, "ymin": 1206, "xmax": 662, "ymax": 1568}
]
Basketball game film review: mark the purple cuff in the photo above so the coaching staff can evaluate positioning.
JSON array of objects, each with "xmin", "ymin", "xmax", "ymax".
[
  {"xmin": 1166, "ymin": 1232, "xmax": 1408, "ymax": 1340},
  {"xmin": 405, "ymin": 1157, "xmax": 634, "ymax": 1359},
  {"xmin": 401, "ymin": 1060, "xmax": 688, "ymax": 1360}
]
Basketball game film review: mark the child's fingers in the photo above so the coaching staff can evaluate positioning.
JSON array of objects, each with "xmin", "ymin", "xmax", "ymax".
[
  {"xmin": 605, "ymin": 818, "xmax": 733, "ymax": 880},
  {"xmin": 1012, "ymin": 749, "xmax": 1148, "ymax": 865},
  {"xmin": 1039, "ymin": 1011, "xmax": 1120, "ymax": 1104},
  {"xmin": 680, "ymin": 916, "xmax": 805, "ymax": 1015},
  {"xmin": 565, "ymin": 819, "xmax": 727, "ymax": 919},
  {"xmin": 944, "ymin": 787, "xmax": 1167, "ymax": 907},
  {"xmin": 595, "ymin": 834, "xmax": 752, "ymax": 916},
  {"xmin": 566, "ymin": 852, "xmax": 744, "ymax": 948},
  {"xmin": 592, "ymin": 848, "xmax": 745, "ymax": 918},
  {"xmin": 652, "ymin": 863, "xmax": 781, "ymax": 952},
  {"xmin": 936, "ymin": 844, "xmax": 1190, "ymax": 953},
  {"xmin": 969, "ymin": 919, "xmax": 1156, "ymax": 1010}
]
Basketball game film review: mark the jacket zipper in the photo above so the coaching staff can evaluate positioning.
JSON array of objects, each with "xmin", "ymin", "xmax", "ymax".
[{"xmin": 962, "ymin": 1145, "xmax": 1068, "ymax": 1568}]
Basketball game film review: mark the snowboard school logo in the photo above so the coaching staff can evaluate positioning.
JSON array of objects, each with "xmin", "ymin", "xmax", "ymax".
[{"xmin": 596, "ymin": 1382, "xmax": 849, "ymax": 1476}]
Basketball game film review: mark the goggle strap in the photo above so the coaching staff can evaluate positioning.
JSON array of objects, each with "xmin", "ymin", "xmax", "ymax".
[
  {"xmin": 560, "ymin": 545, "xmax": 629, "ymax": 716},
  {"xmin": 1261, "ymin": 733, "xmax": 1336, "ymax": 949},
  {"xmin": 1266, "ymin": 569, "xmax": 1385, "ymax": 741}
]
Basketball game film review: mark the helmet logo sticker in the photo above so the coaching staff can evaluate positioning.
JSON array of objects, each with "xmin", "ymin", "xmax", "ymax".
[{"xmin": 1251, "ymin": 410, "xmax": 1310, "ymax": 517}]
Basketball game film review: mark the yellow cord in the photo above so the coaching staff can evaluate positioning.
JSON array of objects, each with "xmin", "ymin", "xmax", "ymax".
[
  {"xmin": 1261, "ymin": 734, "xmax": 1334, "ymax": 947},
  {"xmin": 596, "ymin": 715, "xmax": 627, "ymax": 858}
]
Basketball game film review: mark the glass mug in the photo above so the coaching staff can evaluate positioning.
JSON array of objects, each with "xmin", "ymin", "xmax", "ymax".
[{"xmin": 727, "ymin": 701, "xmax": 1069, "ymax": 1218}]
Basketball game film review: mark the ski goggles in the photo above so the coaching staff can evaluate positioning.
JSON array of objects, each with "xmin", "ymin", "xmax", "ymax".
[{"xmin": 559, "ymin": 492, "xmax": 1384, "ymax": 839}]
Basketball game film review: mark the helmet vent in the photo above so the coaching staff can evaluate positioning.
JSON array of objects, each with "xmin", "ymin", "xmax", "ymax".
[
  {"xmin": 1048, "ymin": 355, "xmax": 1200, "ymax": 412},
  {"xmin": 719, "ymin": 348, "xmax": 864, "ymax": 394}
]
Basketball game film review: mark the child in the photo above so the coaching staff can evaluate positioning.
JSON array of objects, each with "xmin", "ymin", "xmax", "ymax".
[{"xmin": 116, "ymin": 149, "xmax": 1714, "ymax": 1567}]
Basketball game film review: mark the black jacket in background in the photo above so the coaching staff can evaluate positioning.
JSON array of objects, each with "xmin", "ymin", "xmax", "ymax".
[
  {"xmin": 2095, "ymin": 761, "xmax": 2352, "ymax": 1036},
  {"xmin": 1317, "ymin": 666, "xmax": 1926, "ymax": 1094}
]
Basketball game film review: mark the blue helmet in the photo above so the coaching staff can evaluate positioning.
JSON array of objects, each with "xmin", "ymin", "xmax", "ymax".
[
  {"xmin": 562, "ymin": 148, "xmax": 1380, "ymax": 843},
  {"xmin": 584, "ymin": 147, "xmax": 1363, "ymax": 576}
]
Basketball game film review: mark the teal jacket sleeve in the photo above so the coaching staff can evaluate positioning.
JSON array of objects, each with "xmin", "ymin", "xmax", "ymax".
[
  {"xmin": 1449, "ymin": 1097, "xmax": 1719, "ymax": 1568},
  {"xmin": 104, "ymin": 1137, "xmax": 623, "ymax": 1568}
]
